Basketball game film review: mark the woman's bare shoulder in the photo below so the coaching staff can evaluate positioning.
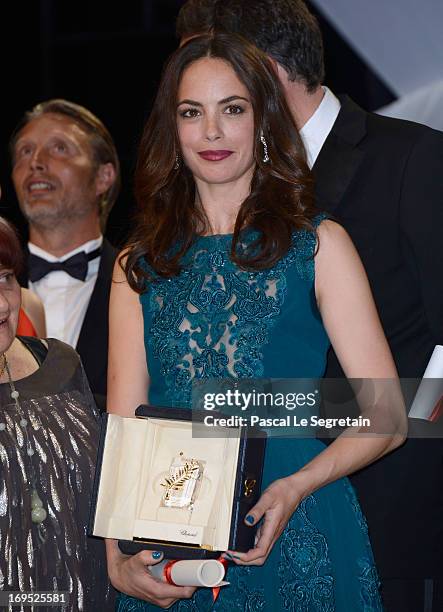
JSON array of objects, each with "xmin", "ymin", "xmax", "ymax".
[{"xmin": 20, "ymin": 288, "xmax": 46, "ymax": 336}]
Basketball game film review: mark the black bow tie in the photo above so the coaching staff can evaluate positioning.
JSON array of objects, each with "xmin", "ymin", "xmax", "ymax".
[{"xmin": 28, "ymin": 247, "xmax": 102, "ymax": 283}]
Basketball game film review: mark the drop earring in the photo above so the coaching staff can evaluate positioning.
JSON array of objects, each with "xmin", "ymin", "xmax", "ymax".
[
  {"xmin": 260, "ymin": 131, "xmax": 270, "ymax": 163},
  {"xmin": 174, "ymin": 153, "xmax": 181, "ymax": 170}
]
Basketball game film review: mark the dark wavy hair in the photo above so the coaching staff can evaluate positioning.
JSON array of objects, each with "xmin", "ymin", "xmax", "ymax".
[
  {"xmin": 10, "ymin": 99, "xmax": 121, "ymax": 229},
  {"xmin": 0, "ymin": 216, "xmax": 23, "ymax": 275},
  {"xmin": 176, "ymin": 0, "xmax": 325, "ymax": 92},
  {"xmin": 123, "ymin": 33, "xmax": 317, "ymax": 292}
]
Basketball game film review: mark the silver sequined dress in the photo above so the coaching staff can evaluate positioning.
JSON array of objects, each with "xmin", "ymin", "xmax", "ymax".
[{"xmin": 0, "ymin": 338, "xmax": 113, "ymax": 611}]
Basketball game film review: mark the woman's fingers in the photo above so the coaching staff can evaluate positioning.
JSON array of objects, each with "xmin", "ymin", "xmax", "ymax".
[
  {"xmin": 254, "ymin": 523, "xmax": 263, "ymax": 546},
  {"xmin": 117, "ymin": 550, "xmax": 196, "ymax": 604},
  {"xmin": 136, "ymin": 550, "xmax": 164, "ymax": 565},
  {"xmin": 225, "ymin": 477, "xmax": 303, "ymax": 566},
  {"xmin": 243, "ymin": 487, "xmax": 275, "ymax": 526},
  {"xmin": 233, "ymin": 513, "xmax": 281, "ymax": 564}
]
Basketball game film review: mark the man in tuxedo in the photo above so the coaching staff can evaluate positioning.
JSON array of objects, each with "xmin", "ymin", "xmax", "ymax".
[
  {"xmin": 177, "ymin": 1, "xmax": 443, "ymax": 610},
  {"xmin": 10, "ymin": 99, "xmax": 120, "ymax": 405}
]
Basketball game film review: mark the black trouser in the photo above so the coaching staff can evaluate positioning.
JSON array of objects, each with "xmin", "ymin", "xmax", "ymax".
[{"xmin": 382, "ymin": 579, "xmax": 443, "ymax": 612}]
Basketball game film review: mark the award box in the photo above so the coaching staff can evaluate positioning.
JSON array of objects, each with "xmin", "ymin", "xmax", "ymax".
[{"xmin": 89, "ymin": 405, "xmax": 266, "ymax": 559}]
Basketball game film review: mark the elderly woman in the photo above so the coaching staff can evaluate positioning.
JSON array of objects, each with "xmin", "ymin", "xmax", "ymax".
[
  {"xmin": 107, "ymin": 34, "xmax": 405, "ymax": 611},
  {"xmin": 0, "ymin": 216, "xmax": 112, "ymax": 610}
]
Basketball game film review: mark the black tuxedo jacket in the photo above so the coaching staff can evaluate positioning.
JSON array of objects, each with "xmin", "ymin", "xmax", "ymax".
[
  {"xmin": 75, "ymin": 239, "xmax": 117, "ymax": 402},
  {"xmin": 315, "ymin": 97, "xmax": 443, "ymax": 579},
  {"xmin": 21, "ymin": 239, "xmax": 117, "ymax": 404}
]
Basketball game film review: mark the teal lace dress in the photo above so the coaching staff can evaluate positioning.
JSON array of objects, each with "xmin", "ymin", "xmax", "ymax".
[{"xmin": 116, "ymin": 219, "xmax": 383, "ymax": 612}]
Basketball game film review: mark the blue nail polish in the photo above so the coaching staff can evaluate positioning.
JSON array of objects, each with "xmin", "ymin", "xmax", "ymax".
[
  {"xmin": 152, "ymin": 551, "xmax": 162, "ymax": 559},
  {"xmin": 245, "ymin": 515, "xmax": 254, "ymax": 524},
  {"xmin": 224, "ymin": 552, "xmax": 233, "ymax": 560}
]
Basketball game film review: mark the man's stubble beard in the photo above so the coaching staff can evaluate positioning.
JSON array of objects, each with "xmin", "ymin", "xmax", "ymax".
[{"xmin": 19, "ymin": 193, "xmax": 97, "ymax": 231}]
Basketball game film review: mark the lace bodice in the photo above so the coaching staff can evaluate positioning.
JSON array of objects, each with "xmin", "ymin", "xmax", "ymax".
[{"xmin": 140, "ymin": 221, "xmax": 329, "ymax": 407}]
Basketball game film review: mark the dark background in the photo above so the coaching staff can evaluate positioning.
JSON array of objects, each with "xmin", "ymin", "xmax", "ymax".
[{"xmin": 1, "ymin": 0, "xmax": 395, "ymax": 248}]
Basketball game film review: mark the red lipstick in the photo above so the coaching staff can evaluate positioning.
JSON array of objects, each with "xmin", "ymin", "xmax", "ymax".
[{"xmin": 198, "ymin": 150, "xmax": 233, "ymax": 161}]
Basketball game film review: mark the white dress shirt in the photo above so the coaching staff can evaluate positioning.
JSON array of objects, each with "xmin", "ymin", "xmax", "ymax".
[
  {"xmin": 299, "ymin": 87, "xmax": 341, "ymax": 168},
  {"xmin": 28, "ymin": 236, "xmax": 103, "ymax": 347}
]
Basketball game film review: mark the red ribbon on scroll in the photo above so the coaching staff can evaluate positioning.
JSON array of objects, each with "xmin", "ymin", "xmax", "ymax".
[{"xmin": 212, "ymin": 557, "xmax": 229, "ymax": 602}]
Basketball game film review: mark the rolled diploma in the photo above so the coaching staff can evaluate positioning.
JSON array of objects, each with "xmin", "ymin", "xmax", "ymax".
[
  {"xmin": 149, "ymin": 559, "xmax": 226, "ymax": 588},
  {"xmin": 409, "ymin": 345, "xmax": 443, "ymax": 420}
]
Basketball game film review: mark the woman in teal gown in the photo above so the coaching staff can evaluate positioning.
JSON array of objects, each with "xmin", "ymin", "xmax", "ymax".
[{"xmin": 106, "ymin": 33, "xmax": 405, "ymax": 611}]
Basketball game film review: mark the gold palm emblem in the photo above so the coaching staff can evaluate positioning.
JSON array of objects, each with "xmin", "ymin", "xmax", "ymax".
[{"xmin": 161, "ymin": 458, "xmax": 201, "ymax": 503}]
